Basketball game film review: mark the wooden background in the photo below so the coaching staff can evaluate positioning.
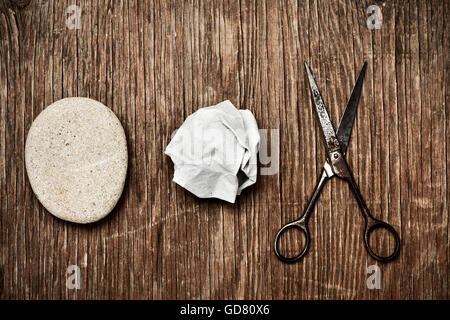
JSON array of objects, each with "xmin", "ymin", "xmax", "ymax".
[{"xmin": 0, "ymin": 0, "xmax": 448, "ymax": 300}]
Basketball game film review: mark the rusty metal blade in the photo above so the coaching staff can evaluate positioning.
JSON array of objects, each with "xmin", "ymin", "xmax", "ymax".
[{"xmin": 304, "ymin": 62, "xmax": 341, "ymax": 157}]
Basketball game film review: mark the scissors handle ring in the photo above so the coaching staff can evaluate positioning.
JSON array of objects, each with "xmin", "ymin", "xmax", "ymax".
[
  {"xmin": 274, "ymin": 220, "xmax": 310, "ymax": 263},
  {"xmin": 364, "ymin": 220, "xmax": 401, "ymax": 262}
]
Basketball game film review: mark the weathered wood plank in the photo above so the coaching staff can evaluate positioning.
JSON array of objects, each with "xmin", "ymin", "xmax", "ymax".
[{"xmin": 0, "ymin": 0, "xmax": 448, "ymax": 299}]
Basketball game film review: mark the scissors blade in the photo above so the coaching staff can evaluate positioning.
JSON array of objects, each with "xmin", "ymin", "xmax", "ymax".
[
  {"xmin": 336, "ymin": 62, "xmax": 367, "ymax": 155},
  {"xmin": 304, "ymin": 62, "xmax": 341, "ymax": 158}
]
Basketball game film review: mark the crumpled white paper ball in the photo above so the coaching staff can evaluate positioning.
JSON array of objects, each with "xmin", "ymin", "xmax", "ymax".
[{"xmin": 165, "ymin": 100, "xmax": 260, "ymax": 203}]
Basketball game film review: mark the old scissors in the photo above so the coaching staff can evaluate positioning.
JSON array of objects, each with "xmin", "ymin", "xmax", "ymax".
[{"xmin": 274, "ymin": 62, "xmax": 400, "ymax": 263}]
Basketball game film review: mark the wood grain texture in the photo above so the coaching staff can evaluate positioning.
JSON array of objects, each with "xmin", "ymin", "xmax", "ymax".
[{"xmin": 0, "ymin": 0, "xmax": 448, "ymax": 299}]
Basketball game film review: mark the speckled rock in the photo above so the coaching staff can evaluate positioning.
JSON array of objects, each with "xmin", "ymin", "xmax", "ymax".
[{"xmin": 25, "ymin": 97, "xmax": 128, "ymax": 224}]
